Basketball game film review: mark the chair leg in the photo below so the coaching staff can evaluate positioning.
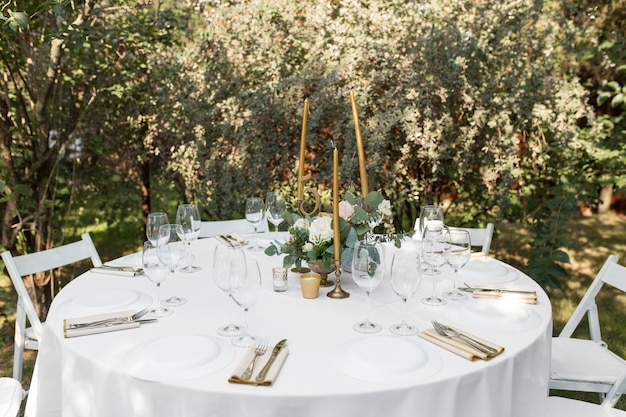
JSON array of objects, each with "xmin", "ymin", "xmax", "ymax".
[
  {"xmin": 13, "ymin": 301, "xmax": 26, "ymax": 382},
  {"xmin": 602, "ymin": 375, "xmax": 626, "ymax": 408}
]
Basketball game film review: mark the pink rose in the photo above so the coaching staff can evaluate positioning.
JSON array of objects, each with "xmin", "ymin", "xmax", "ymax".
[{"xmin": 338, "ymin": 201, "xmax": 355, "ymax": 220}]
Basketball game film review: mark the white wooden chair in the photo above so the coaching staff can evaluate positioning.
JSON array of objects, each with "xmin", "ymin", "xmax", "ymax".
[
  {"xmin": 550, "ymin": 255, "xmax": 626, "ymax": 407},
  {"xmin": 547, "ymin": 396, "xmax": 626, "ymax": 416},
  {"xmin": 413, "ymin": 219, "xmax": 495, "ymax": 255},
  {"xmin": 0, "ymin": 377, "xmax": 25, "ymax": 417},
  {"xmin": 198, "ymin": 218, "xmax": 268, "ymax": 238},
  {"xmin": 1, "ymin": 233, "xmax": 102, "ymax": 382}
]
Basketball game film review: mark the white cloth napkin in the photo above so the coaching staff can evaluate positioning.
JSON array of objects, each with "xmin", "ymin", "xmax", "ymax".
[
  {"xmin": 419, "ymin": 325, "xmax": 504, "ymax": 361},
  {"xmin": 63, "ymin": 309, "xmax": 140, "ymax": 338},
  {"xmin": 229, "ymin": 342, "xmax": 288, "ymax": 386}
]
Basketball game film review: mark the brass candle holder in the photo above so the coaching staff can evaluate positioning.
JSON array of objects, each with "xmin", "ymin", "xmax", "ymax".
[{"xmin": 327, "ymin": 259, "xmax": 350, "ymax": 299}]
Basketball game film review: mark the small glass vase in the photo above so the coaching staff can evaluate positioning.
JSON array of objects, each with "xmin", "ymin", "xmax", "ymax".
[{"xmin": 307, "ymin": 259, "xmax": 336, "ymax": 287}]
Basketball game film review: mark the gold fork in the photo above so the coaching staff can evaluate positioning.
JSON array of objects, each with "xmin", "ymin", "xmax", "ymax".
[
  {"xmin": 241, "ymin": 337, "xmax": 268, "ymax": 380},
  {"xmin": 431, "ymin": 321, "xmax": 498, "ymax": 355}
]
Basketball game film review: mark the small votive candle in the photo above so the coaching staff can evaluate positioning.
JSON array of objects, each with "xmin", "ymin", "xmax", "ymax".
[
  {"xmin": 300, "ymin": 272, "xmax": 321, "ymax": 299},
  {"xmin": 272, "ymin": 267, "xmax": 288, "ymax": 292}
]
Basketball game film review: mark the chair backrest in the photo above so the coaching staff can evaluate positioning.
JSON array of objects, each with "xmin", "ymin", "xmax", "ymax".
[
  {"xmin": 413, "ymin": 218, "xmax": 495, "ymax": 254},
  {"xmin": 0, "ymin": 377, "xmax": 24, "ymax": 417},
  {"xmin": 558, "ymin": 255, "xmax": 624, "ymax": 342},
  {"xmin": 1, "ymin": 233, "xmax": 102, "ymax": 338},
  {"xmin": 198, "ymin": 218, "xmax": 268, "ymax": 238}
]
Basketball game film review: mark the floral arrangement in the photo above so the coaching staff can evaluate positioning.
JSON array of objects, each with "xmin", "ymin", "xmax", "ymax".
[{"xmin": 264, "ymin": 190, "xmax": 396, "ymax": 271}]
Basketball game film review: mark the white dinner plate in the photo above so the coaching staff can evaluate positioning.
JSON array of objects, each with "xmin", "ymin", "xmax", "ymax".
[
  {"xmin": 59, "ymin": 288, "xmax": 153, "ymax": 318},
  {"xmin": 331, "ymin": 335, "xmax": 442, "ymax": 384},
  {"xmin": 121, "ymin": 334, "xmax": 235, "ymax": 382},
  {"xmin": 444, "ymin": 298, "xmax": 542, "ymax": 333},
  {"xmin": 110, "ymin": 252, "xmax": 143, "ymax": 267},
  {"xmin": 457, "ymin": 258, "xmax": 518, "ymax": 285}
]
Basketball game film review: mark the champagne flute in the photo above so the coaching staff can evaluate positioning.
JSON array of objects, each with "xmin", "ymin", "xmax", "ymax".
[
  {"xmin": 245, "ymin": 197, "xmax": 265, "ymax": 251},
  {"xmin": 176, "ymin": 204, "xmax": 202, "ymax": 272},
  {"xmin": 443, "ymin": 229, "xmax": 472, "ymax": 300},
  {"xmin": 230, "ymin": 257, "xmax": 261, "ymax": 347},
  {"xmin": 142, "ymin": 241, "xmax": 173, "ymax": 317},
  {"xmin": 351, "ymin": 240, "xmax": 385, "ymax": 333},
  {"xmin": 146, "ymin": 212, "xmax": 169, "ymax": 245},
  {"xmin": 212, "ymin": 244, "xmax": 245, "ymax": 337},
  {"xmin": 421, "ymin": 224, "xmax": 448, "ymax": 306},
  {"xmin": 265, "ymin": 191, "xmax": 286, "ymax": 232},
  {"xmin": 157, "ymin": 224, "xmax": 188, "ymax": 307},
  {"xmin": 418, "ymin": 205, "xmax": 444, "ymax": 275},
  {"xmin": 389, "ymin": 251, "xmax": 422, "ymax": 336}
]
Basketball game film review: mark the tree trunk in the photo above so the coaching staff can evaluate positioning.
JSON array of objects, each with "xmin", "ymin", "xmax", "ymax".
[{"xmin": 598, "ymin": 186, "xmax": 613, "ymax": 214}]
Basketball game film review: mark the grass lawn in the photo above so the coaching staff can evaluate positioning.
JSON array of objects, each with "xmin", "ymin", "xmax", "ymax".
[{"xmin": 1, "ymin": 210, "xmax": 625, "ymax": 413}]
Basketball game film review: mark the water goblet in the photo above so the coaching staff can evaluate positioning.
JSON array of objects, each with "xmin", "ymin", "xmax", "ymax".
[
  {"xmin": 142, "ymin": 241, "xmax": 173, "ymax": 317},
  {"xmin": 245, "ymin": 197, "xmax": 265, "ymax": 251},
  {"xmin": 351, "ymin": 239, "xmax": 385, "ymax": 333},
  {"xmin": 230, "ymin": 258, "xmax": 261, "ymax": 347},
  {"xmin": 212, "ymin": 244, "xmax": 245, "ymax": 337},
  {"xmin": 443, "ymin": 229, "xmax": 472, "ymax": 300},
  {"xmin": 176, "ymin": 204, "xmax": 202, "ymax": 272},
  {"xmin": 157, "ymin": 224, "xmax": 188, "ymax": 307},
  {"xmin": 265, "ymin": 191, "xmax": 286, "ymax": 232},
  {"xmin": 421, "ymin": 224, "xmax": 448, "ymax": 306},
  {"xmin": 146, "ymin": 212, "xmax": 169, "ymax": 245},
  {"xmin": 389, "ymin": 251, "xmax": 422, "ymax": 336}
]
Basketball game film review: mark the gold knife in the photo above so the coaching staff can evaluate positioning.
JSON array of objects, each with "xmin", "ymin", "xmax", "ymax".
[{"xmin": 255, "ymin": 339, "xmax": 287, "ymax": 382}]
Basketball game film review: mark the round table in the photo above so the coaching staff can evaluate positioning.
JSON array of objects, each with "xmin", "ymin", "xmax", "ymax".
[{"xmin": 25, "ymin": 234, "xmax": 552, "ymax": 417}]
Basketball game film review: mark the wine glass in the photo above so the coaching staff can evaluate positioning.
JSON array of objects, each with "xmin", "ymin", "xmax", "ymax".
[
  {"xmin": 418, "ymin": 205, "xmax": 445, "ymax": 275},
  {"xmin": 146, "ymin": 212, "xmax": 169, "ymax": 245},
  {"xmin": 389, "ymin": 251, "xmax": 422, "ymax": 336},
  {"xmin": 443, "ymin": 229, "xmax": 472, "ymax": 300},
  {"xmin": 142, "ymin": 241, "xmax": 173, "ymax": 317},
  {"xmin": 245, "ymin": 197, "xmax": 265, "ymax": 251},
  {"xmin": 230, "ymin": 257, "xmax": 261, "ymax": 347},
  {"xmin": 265, "ymin": 191, "xmax": 286, "ymax": 232},
  {"xmin": 421, "ymin": 224, "xmax": 448, "ymax": 306},
  {"xmin": 351, "ymin": 240, "xmax": 385, "ymax": 333},
  {"xmin": 176, "ymin": 204, "xmax": 202, "ymax": 272},
  {"xmin": 157, "ymin": 224, "xmax": 188, "ymax": 307},
  {"xmin": 212, "ymin": 244, "xmax": 245, "ymax": 337}
]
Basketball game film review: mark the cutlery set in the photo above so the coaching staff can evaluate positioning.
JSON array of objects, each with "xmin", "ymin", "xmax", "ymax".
[
  {"xmin": 217, "ymin": 233, "xmax": 248, "ymax": 248},
  {"xmin": 431, "ymin": 321, "xmax": 498, "ymax": 355},
  {"xmin": 229, "ymin": 339, "xmax": 288, "ymax": 385}
]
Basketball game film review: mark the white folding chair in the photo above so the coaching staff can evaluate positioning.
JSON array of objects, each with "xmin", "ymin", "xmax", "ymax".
[
  {"xmin": 0, "ymin": 377, "xmax": 25, "ymax": 417},
  {"xmin": 546, "ymin": 396, "xmax": 626, "ymax": 416},
  {"xmin": 1, "ymin": 233, "xmax": 102, "ymax": 382},
  {"xmin": 198, "ymin": 218, "xmax": 268, "ymax": 238},
  {"xmin": 412, "ymin": 219, "xmax": 495, "ymax": 255},
  {"xmin": 549, "ymin": 255, "xmax": 626, "ymax": 407}
]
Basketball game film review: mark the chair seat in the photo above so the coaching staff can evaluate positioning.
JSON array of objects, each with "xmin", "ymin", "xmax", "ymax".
[
  {"xmin": 551, "ymin": 338, "xmax": 626, "ymax": 384},
  {"xmin": 547, "ymin": 397, "xmax": 626, "ymax": 416},
  {"xmin": 0, "ymin": 377, "xmax": 24, "ymax": 417}
]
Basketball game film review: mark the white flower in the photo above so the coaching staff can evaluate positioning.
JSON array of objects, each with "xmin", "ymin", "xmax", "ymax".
[
  {"xmin": 378, "ymin": 199, "xmax": 392, "ymax": 216},
  {"xmin": 302, "ymin": 242, "xmax": 314, "ymax": 252},
  {"xmin": 309, "ymin": 216, "xmax": 334, "ymax": 244},
  {"xmin": 338, "ymin": 200, "xmax": 355, "ymax": 220},
  {"xmin": 293, "ymin": 218, "xmax": 309, "ymax": 230}
]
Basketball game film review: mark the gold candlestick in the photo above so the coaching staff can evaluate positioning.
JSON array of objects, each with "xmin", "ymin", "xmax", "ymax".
[
  {"xmin": 350, "ymin": 92, "xmax": 369, "ymax": 199},
  {"xmin": 327, "ymin": 259, "xmax": 349, "ymax": 299}
]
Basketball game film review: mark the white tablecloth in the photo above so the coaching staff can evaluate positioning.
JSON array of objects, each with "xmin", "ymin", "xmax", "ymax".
[{"xmin": 25, "ymin": 234, "xmax": 552, "ymax": 417}]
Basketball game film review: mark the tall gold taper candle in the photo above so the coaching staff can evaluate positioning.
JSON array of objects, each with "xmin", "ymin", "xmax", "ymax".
[
  {"xmin": 297, "ymin": 98, "xmax": 309, "ymax": 200},
  {"xmin": 333, "ymin": 147, "xmax": 341, "ymax": 261},
  {"xmin": 350, "ymin": 92, "xmax": 369, "ymax": 199}
]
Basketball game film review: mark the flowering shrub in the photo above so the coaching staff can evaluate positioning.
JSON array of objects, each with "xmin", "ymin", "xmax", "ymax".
[{"xmin": 264, "ymin": 190, "xmax": 397, "ymax": 270}]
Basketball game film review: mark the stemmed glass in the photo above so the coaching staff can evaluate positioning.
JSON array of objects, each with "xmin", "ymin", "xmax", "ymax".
[
  {"xmin": 265, "ymin": 191, "xmax": 286, "ymax": 232},
  {"xmin": 176, "ymin": 204, "xmax": 202, "ymax": 272},
  {"xmin": 418, "ymin": 205, "xmax": 445, "ymax": 275},
  {"xmin": 212, "ymin": 244, "xmax": 244, "ymax": 337},
  {"xmin": 146, "ymin": 212, "xmax": 169, "ymax": 245},
  {"xmin": 443, "ymin": 229, "xmax": 472, "ymax": 300},
  {"xmin": 142, "ymin": 241, "xmax": 173, "ymax": 317},
  {"xmin": 230, "ymin": 257, "xmax": 261, "ymax": 347},
  {"xmin": 351, "ymin": 240, "xmax": 385, "ymax": 333},
  {"xmin": 157, "ymin": 224, "xmax": 188, "ymax": 307},
  {"xmin": 389, "ymin": 251, "xmax": 422, "ymax": 336},
  {"xmin": 421, "ymin": 224, "xmax": 448, "ymax": 306},
  {"xmin": 245, "ymin": 197, "xmax": 265, "ymax": 251}
]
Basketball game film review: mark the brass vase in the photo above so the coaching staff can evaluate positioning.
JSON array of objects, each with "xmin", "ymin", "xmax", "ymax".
[{"xmin": 307, "ymin": 259, "xmax": 336, "ymax": 287}]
